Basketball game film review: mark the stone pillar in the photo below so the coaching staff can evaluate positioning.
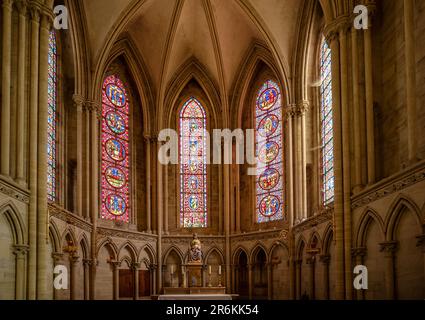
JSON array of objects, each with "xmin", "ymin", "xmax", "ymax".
[
  {"xmin": 286, "ymin": 109, "xmax": 295, "ymax": 226},
  {"xmin": 416, "ymin": 235, "xmax": 425, "ymax": 288},
  {"xmin": 156, "ymin": 140, "xmax": 163, "ymax": 292},
  {"xmin": 27, "ymin": 2, "xmax": 40, "ymax": 300},
  {"xmin": 295, "ymin": 259, "xmax": 301, "ymax": 299},
  {"xmin": 306, "ymin": 256, "xmax": 315, "ymax": 299},
  {"xmin": 70, "ymin": 255, "xmax": 80, "ymax": 300},
  {"xmin": 267, "ymin": 263, "xmax": 272, "ymax": 300},
  {"xmin": 133, "ymin": 262, "xmax": 140, "ymax": 300},
  {"xmin": 351, "ymin": 26, "xmax": 363, "ymax": 193},
  {"xmin": 339, "ymin": 22, "xmax": 353, "ymax": 300},
  {"xmin": 164, "ymin": 164, "xmax": 169, "ymax": 235},
  {"xmin": 16, "ymin": 0, "xmax": 28, "ymax": 184},
  {"xmin": 151, "ymin": 264, "xmax": 157, "ymax": 295},
  {"xmin": 111, "ymin": 261, "xmax": 120, "ymax": 300},
  {"xmin": 319, "ymin": 254, "xmax": 330, "ymax": 300},
  {"xmin": 84, "ymin": 105, "xmax": 91, "ymax": 220},
  {"xmin": 327, "ymin": 28, "xmax": 345, "ymax": 300},
  {"xmin": 1, "ymin": 0, "xmax": 13, "ymax": 177},
  {"xmin": 352, "ymin": 247, "xmax": 366, "ymax": 300},
  {"xmin": 74, "ymin": 95, "xmax": 84, "ymax": 217},
  {"xmin": 248, "ymin": 263, "xmax": 253, "ymax": 300},
  {"xmin": 224, "ymin": 164, "xmax": 231, "ymax": 290},
  {"xmin": 364, "ymin": 6, "xmax": 376, "ymax": 185},
  {"xmin": 52, "ymin": 253, "xmax": 64, "ymax": 300},
  {"xmin": 89, "ymin": 102, "xmax": 101, "ymax": 299},
  {"xmin": 379, "ymin": 241, "xmax": 397, "ymax": 300},
  {"xmin": 144, "ymin": 136, "xmax": 152, "ymax": 233},
  {"xmin": 36, "ymin": 9, "xmax": 53, "ymax": 300},
  {"xmin": 13, "ymin": 245, "xmax": 29, "ymax": 300},
  {"xmin": 404, "ymin": 0, "xmax": 418, "ymax": 163},
  {"xmin": 295, "ymin": 102, "xmax": 309, "ymax": 220},
  {"xmin": 82, "ymin": 259, "xmax": 91, "ymax": 300}
]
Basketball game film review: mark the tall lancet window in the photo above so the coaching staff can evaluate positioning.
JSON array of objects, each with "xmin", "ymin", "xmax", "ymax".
[
  {"xmin": 101, "ymin": 75, "xmax": 131, "ymax": 222},
  {"xmin": 320, "ymin": 39, "xmax": 334, "ymax": 205},
  {"xmin": 255, "ymin": 80, "xmax": 284, "ymax": 223},
  {"xmin": 47, "ymin": 30, "xmax": 58, "ymax": 202},
  {"xmin": 179, "ymin": 98, "xmax": 208, "ymax": 228}
]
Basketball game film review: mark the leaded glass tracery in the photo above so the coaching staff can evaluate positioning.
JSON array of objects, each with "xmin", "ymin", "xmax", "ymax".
[
  {"xmin": 179, "ymin": 98, "xmax": 207, "ymax": 228},
  {"xmin": 320, "ymin": 40, "xmax": 334, "ymax": 205},
  {"xmin": 101, "ymin": 75, "xmax": 131, "ymax": 222},
  {"xmin": 47, "ymin": 30, "xmax": 58, "ymax": 202},
  {"xmin": 255, "ymin": 80, "xmax": 284, "ymax": 223}
]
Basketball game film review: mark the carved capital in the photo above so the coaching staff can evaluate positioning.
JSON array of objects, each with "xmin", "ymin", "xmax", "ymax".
[
  {"xmin": 416, "ymin": 234, "xmax": 425, "ymax": 253},
  {"xmin": 319, "ymin": 254, "xmax": 330, "ymax": 265},
  {"xmin": 379, "ymin": 241, "xmax": 398, "ymax": 256},
  {"xmin": 28, "ymin": 3, "xmax": 40, "ymax": 22},
  {"xmin": 352, "ymin": 247, "xmax": 367, "ymax": 258},
  {"xmin": 285, "ymin": 104, "xmax": 297, "ymax": 118},
  {"xmin": 13, "ymin": 244, "xmax": 29, "ymax": 258},
  {"xmin": 16, "ymin": 0, "xmax": 27, "ymax": 15},
  {"xmin": 2, "ymin": 0, "xmax": 13, "ymax": 10},
  {"xmin": 40, "ymin": 9, "xmax": 53, "ymax": 31},
  {"xmin": 83, "ymin": 259, "xmax": 93, "ymax": 267},
  {"xmin": 131, "ymin": 262, "xmax": 141, "ymax": 270},
  {"xmin": 73, "ymin": 94, "xmax": 85, "ymax": 110},
  {"xmin": 52, "ymin": 252, "xmax": 64, "ymax": 264},
  {"xmin": 70, "ymin": 255, "xmax": 80, "ymax": 264}
]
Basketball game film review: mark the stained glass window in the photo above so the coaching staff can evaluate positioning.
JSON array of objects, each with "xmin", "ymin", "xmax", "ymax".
[
  {"xmin": 101, "ymin": 75, "xmax": 131, "ymax": 222},
  {"xmin": 255, "ymin": 80, "xmax": 284, "ymax": 223},
  {"xmin": 47, "ymin": 30, "xmax": 58, "ymax": 202},
  {"xmin": 320, "ymin": 40, "xmax": 334, "ymax": 205},
  {"xmin": 179, "ymin": 98, "xmax": 207, "ymax": 228}
]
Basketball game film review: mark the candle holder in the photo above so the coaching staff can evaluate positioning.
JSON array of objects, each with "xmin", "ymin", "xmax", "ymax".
[
  {"xmin": 170, "ymin": 271, "xmax": 174, "ymax": 287},
  {"xmin": 218, "ymin": 274, "xmax": 222, "ymax": 287}
]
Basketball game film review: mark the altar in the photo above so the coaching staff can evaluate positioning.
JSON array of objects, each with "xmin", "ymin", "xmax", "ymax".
[{"xmin": 162, "ymin": 234, "xmax": 228, "ymax": 299}]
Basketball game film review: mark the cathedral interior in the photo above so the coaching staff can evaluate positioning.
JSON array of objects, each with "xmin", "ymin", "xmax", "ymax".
[{"xmin": 0, "ymin": 0, "xmax": 425, "ymax": 300}]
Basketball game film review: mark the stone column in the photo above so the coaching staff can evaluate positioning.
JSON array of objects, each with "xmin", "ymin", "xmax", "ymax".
[
  {"xmin": 295, "ymin": 259, "xmax": 301, "ymax": 299},
  {"xmin": 286, "ymin": 106, "xmax": 295, "ymax": 224},
  {"xmin": 267, "ymin": 263, "xmax": 272, "ymax": 300},
  {"xmin": 151, "ymin": 264, "xmax": 157, "ymax": 295},
  {"xmin": 82, "ymin": 259, "xmax": 91, "ymax": 300},
  {"xmin": 16, "ymin": 0, "xmax": 28, "ymax": 184},
  {"xmin": 156, "ymin": 140, "xmax": 163, "ymax": 292},
  {"xmin": 74, "ymin": 95, "xmax": 84, "ymax": 217},
  {"xmin": 224, "ymin": 164, "xmax": 231, "ymax": 290},
  {"xmin": 327, "ymin": 28, "xmax": 345, "ymax": 300},
  {"xmin": 404, "ymin": 0, "xmax": 418, "ymax": 163},
  {"xmin": 1, "ymin": 0, "xmax": 13, "ymax": 177},
  {"xmin": 379, "ymin": 241, "xmax": 397, "ymax": 300},
  {"xmin": 89, "ymin": 102, "xmax": 101, "ymax": 299},
  {"xmin": 37, "ymin": 9, "xmax": 52, "ymax": 300},
  {"xmin": 144, "ymin": 136, "xmax": 152, "ymax": 233},
  {"xmin": 13, "ymin": 245, "xmax": 29, "ymax": 300},
  {"xmin": 351, "ymin": 26, "xmax": 362, "ymax": 193},
  {"xmin": 364, "ymin": 5, "xmax": 376, "ymax": 184},
  {"xmin": 164, "ymin": 164, "xmax": 169, "ymax": 235},
  {"xmin": 27, "ymin": 2, "xmax": 40, "ymax": 300},
  {"xmin": 352, "ymin": 247, "xmax": 366, "ymax": 300},
  {"xmin": 339, "ymin": 22, "xmax": 353, "ymax": 300},
  {"xmin": 69, "ymin": 255, "xmax": 80, "ymax": 300},
  {"xmin": 306, "ymin": 256, "xmax": 315, "ymax": 299},
  {"xmin": 294, "ymin": 102, "xmax": 309, "ymax": 220},
  {"xmin": 52, "ymin": 253, "xmax": 65, "ymax": 300},
  {"xmin": 319, "ymin": 254, "xmax": 330, "ymax": 300},
  {"xmin": 110, "ymin": 261, "xmax": 120, "ymax": 300},
  {"xmin": 248, "ymin": 263, "xmax": 253, "ymax": 300},
  {"xmin": 133, "ymin": 262, "xmax": 140, "ymax": 300},
  {"xmin": 84, "ymin": 105, "xmax": 91, "ymax": 220},
  {"xmin": 416, "ymin": 235, "xmax": 425, "ymax": 286}
]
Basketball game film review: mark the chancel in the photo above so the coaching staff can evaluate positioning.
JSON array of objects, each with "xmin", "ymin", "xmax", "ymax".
[{"xmin": 0, "ymin": 0, "xmax": 424, "ymax": 301}]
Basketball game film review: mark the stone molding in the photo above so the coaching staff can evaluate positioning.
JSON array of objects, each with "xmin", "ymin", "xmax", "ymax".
[
  {"xmin": 0, "ymin": 175, "xmax": 30, "ymax": 203},
  {"xmin": 352, "ymin": 160, "xmax": 425, "ymax": 209}
]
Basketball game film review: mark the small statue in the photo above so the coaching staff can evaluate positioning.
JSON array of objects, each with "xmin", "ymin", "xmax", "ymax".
[{"xmin": 188, "ymin": 233, "xmax": 203, "ymax": 263}]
